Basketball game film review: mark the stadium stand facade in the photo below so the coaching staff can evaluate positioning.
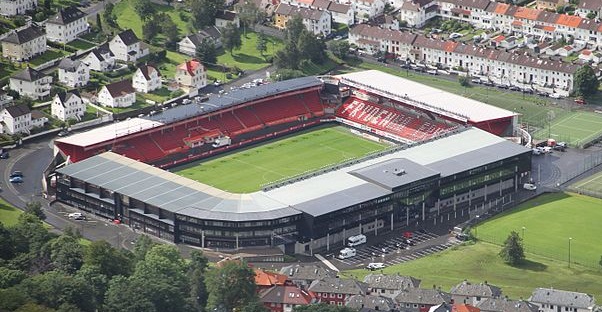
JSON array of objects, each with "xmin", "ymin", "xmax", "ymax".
[{"xmin": 51, "ymin": 71, "xmax": 530, "ymax": 254}]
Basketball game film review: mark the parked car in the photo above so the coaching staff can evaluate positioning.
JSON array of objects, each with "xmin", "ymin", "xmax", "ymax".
[
  {"xmin": 57, "ymin": 130, "xmax": 70, "ymax": 137},
  {"xmin": 574, "ymin": 97, "xmax": 586, "ymax": 105},
  {"xmin": 0, "ymin": 151, "xmax": 9, "ymax": 159},
  {"xmin": 366, "ymin": 262, "xmax": 386, "ymax": 270},
  {"xmin": 509, "ymin": 86, "xmax": 521, "ymax": 91},
  {"xmin": 68, "ymin": 212, "xmax": 83, "ymax": 219},
  {"xmin": 10, "ymin": 171, "xmax": 23, "ymax": 178},
  {"xmin": 9, "ymin": 176, "xmax": 23, "ymax": 183},
  {"xmin": 523, "ymin": 183, "xmax": 537, "ymax": 191},
  {"xmin": 449, "ymin": 33, "xmax": 463, "ymax": 39},
  {"xmin": 549, "ymin": 93, "xmax": 562, "ymax": 99}
]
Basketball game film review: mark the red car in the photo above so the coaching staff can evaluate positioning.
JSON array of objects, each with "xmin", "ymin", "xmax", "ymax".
[{"xmin": 574, "ymin": 97, "xmax": 586, "ymax": 105}]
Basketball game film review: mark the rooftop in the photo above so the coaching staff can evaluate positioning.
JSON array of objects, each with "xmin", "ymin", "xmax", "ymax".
[{"xmin": 47, "ymin": 6, "xmax": 86, "ymax": 25}]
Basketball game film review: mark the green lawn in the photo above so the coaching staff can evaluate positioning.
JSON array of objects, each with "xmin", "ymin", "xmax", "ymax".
[
  {"xmin": 104, "ymin": 98, "xmax": 155, "ymax": 114},
  {"xmin": 173, "ymin": 126, "xmax": 389, "ymax": 193},
  {"xmin": 114, "ymin": 0, "xmax": 191, "ymax": 38},
  {"xmin": 138, "ymin": 87, "xmax": 173, "ymax": 103},
  {"xmin": 29, "ymin": 49, "xmax": 70, "ymax": 67},
  {"xmin": 217, "ymin": 32, "xmax": 283, "ymax": 71},
  {"xmin": 0, "ymin": 198, "xmax": 22, "ymax": 226},
  {"xmin": 350, "ymin": 61, "xmax": 571, "ymax": 129},
  {"xmin": 67, "ymin": 39, "xmax": 96, "ymax": 51},
  {"xmin": 342, "ymin": 242, "xmax": 602, "ymax": 300},
  {"xmin": 571, "ymin": 171, "xmax": 602, "ymax": 196},
  {"xmin": 474, "ymin": 193, "xmax": 602, "ymax": 269},
  {"xmin": 532, "ymin": 111, "xmax": 602, "ymax": 147}
]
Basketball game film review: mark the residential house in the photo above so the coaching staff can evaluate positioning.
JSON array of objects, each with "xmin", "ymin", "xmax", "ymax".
[
  {"xmin": 274, "ymin": 3, "xmax": 331, "ymax": 36},
  {"xmin": 81, "ymin": 43, "xmax": 115, "ymax": 72},
  {"xmin": 363, "ymin": 274, "xmax": 421, "ymax": 298},
  {"xmin": 58, "ymin": 57, "xmax": 90, "ymax": 88},
  {"xmin": 45, "ymin": 6, "xmax": 88, "ymax": 44},
  {"xmin": 528, "ymin": 288, "xmax": 596, "ymax": 312},
  {"xmin": 9, "ymin": 67, "xmax": 52, "ymax": 100},
  {"xmin": 579, "ymin": 49, "xmax": 602, "ymax": 63},
  {"xmin": 177, "ymin": 26, "xmax": 222, "ymax": 56},
  {"xmin": 97, "ymin": 80, "xmax": 136, "ymax": 108},
  {"xmin": 345, "ymin": 294, "xmax": 397, "ymax": 312},
  {"xmin": 399, "ymin": 0, "xmax": 438, "ymax": 28},
  {"xmin": 132, "ymin": 64, "xmax": 161, "ymax": 93},
  {"xmin": 450, "ymin": 280, "xmax": 502, "ymax": 306},
  {"xmin": 536, "ymin": 0, "xmax": 565, "ymax": 11},
  {"xmin": 369, "ymin": 14, "xmax": 400, "ymax": 30},
  {"xmin": 1, "ymin": 104, "xmax": 31, "ymax": 134},
  {"xmin": 475, "ymin": 298, "xmax": 538, "ymax": 312},
  {"xmin": 109, "ymin": 29, "xmax": 149, "ymax": 62},
  {"xmin": 576, "ymin": 0, "xmax": 602, "ymax": 18},
  {"xmin": 175, "ymin": 59, "xmax": 207, "ymax": 92},
  {"xmin": 279, "ymin": 264, "xmax": 335, "ymax": 288},
  {"xmin": 328, "ymin": 2, "xmax": 354, "ymax": 26},
  {"xmin": 255, "ymin": 269, "xmax": 290, "ymax": 293},
  {"xmin": 1, "ymin": 25, "xmax": 46, "ymax": 61},
  {"xmin": 259, "ymin": 285, "xmax": 316, "ymax": 312},
  {"xmin": 350, "ymin": 0, "xmax": 385, "ymax": 21},
  {"xmin": 394, "ymin": 288, "xmax": 451, "ymax": 312},
  {"xmin": 30, "ymin": 109, "xmax": 47, "ymax": 129},
  {"xmin": 51, "ymin": 91, "xmax": 85, "ymax": 122},
  {"xmin": 251, "ymin": 0, "xmax": 279, "ymax": 15},
  {"xmin": 0, "ymin": 0, "xmax": 37, "ymax": 16},
  {"xmin": 308, "ymin": 277, "xmax": 369, "ymax": 306},
  {"xmin": 215, "ymin": 10, "xmax": 240, "ymax": 28},
  {"xmin": 349, "ymin": 24, "xmax": 416, "ymax": 57}
]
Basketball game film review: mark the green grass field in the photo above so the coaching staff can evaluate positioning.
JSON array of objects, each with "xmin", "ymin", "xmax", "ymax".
[
  {"xmin": 29, "ymin": 49, "xmax": 70, "ymax": 67},
  {"xmin": 570, "ymin": 171, "xmax": 602, "ymax": 196},
  {"xmin": 174, "ymin": 126, "xmax": 389, "ymax": 193},
  {"xmin": 0, "ymin": 198, "xmax": 23, "ymax": 226},
  {"xmin": 114, "ymin": 0, "xmax": 191, "ymax": 38},
  {"xmin": 342, "ymin": 242, "xmax": 602, "ymax": 300},
  {"xmin": 474, "ymin": 193, "xmax": 602, "ymax": 268},
  {"xmin": 532, "ymin": 111, "xmax": 602, "ymax": 147}
]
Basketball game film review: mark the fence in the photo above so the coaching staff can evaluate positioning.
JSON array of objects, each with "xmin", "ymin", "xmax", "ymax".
[{"xmin": 558, "ymin": 149, "xmax": 602, "ymax": 187}]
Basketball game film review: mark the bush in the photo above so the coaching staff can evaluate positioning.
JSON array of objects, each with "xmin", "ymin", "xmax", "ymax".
[{"xmin": 459, "ymin": 76, "xmax": 470, "ymax": 87}]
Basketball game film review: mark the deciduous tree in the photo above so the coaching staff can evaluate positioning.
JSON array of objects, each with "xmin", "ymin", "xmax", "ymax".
[
  {"xmin": 573, "ymin": 65, "xmax": 599, "ymax": 97},
  {"xmin": 221, "ymin": 22, "xmax": 242, "ymax": 55},
  {"xmin": 328, "ymin": 40, "xmax": 350, "ymax": 60},
  {"xmin": 25, "ymin": 201, "xmax": 46, "ymax": 221},
  {"xmin": 206, "ymin": 260, "xmax": 258, "ymax": 312},
  {"xmin": 196, "ymin": 38, "xmax": 218, "ymax": 64}
]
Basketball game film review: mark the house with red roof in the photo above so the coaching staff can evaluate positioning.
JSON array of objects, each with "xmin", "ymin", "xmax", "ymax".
[
  {"xmin": 175, "ymin": 59, "xmax": 207, "ymax": 93},
  {"xmin": 259, "ymin": 285, "xmax": 316, "ymax": 312},
  {"xmin": 255, "ymin": 269, "xmax": 290, "ymax": 293}
]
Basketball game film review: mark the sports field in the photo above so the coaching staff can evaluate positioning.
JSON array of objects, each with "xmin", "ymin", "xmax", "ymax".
[
  {"xmin": 174, "ymin": 126, "xmax": 389, "ymax": 193},
  {"xmin": 474, "ymin": 192, "xmax": 602, "ymax": 268},
  {"xmin": 570, "ymin": 170, "xmax": 602, "ymax": 196},
  {"xmin": 531, "ymin": 111, "xmax": 602, "ymax": 147}
]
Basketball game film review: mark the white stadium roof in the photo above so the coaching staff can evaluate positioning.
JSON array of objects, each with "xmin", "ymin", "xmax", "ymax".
[
  {"xmin": 337, "ymin": 70, "xmax": 518, "ymax": 123},
  {"xmin": 55, "ymin": 118, "xmax": 165, "ymax": 148}
]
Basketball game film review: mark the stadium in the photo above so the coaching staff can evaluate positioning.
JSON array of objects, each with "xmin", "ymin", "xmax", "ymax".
[{"xmin": 48, "ymin": 70, "xmax": 532, "ymax": 254}]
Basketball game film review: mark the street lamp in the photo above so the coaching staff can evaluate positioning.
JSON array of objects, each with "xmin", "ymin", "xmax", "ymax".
[
  {"xmin": 522, "ymin": 226, "xmax": 526, "ymax": 239},
  {"xmin": 568, "ymin": 237, "xmax": 572, "ymax": 268},
  {"xmin": 474, "ymin": 215, "xmax": 480, "ymax": 239}
]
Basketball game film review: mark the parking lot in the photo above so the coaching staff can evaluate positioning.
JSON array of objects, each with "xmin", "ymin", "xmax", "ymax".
[{"xmin": 331, "ymin": 230, "xmax": 463, "ymax": 269}]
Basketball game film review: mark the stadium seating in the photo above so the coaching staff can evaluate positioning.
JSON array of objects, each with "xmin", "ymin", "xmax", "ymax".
[
  {"xmin": 114, "ymin": 134, "xmax": 166, "ymax": 162},
  {"xmin": 336, "ymin": 97, "xmax": 452, "ymax": 142}
]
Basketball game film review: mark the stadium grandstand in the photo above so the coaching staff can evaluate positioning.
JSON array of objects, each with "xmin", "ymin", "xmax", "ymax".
[{"xmin": 49, "ymin": 70, "xmax": 531, "ymax": 254}]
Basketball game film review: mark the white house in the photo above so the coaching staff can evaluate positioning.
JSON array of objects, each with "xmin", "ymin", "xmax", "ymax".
[
  {"xmin": 132, "ymin": 64, "xmax": 161, "ymax": 93},
  {"xmin": 97, "ymin": 80, "xmax": 136, "ymax": 108},
  {"xmin": 1, "ymin": 25, "xmax": 46, "ymax": 61},
  {"xmin": 529, "ymin": 288, "xmax": 596, "ymax": 312},
  {"xmin": 30, "ymin": 110, "xmax": 48, "ymax": 129},
  {"xmin": 215, "ymin": 10, "xmax": 240, "ymax": 28},
  {"xmin": 81, "ymin": 43, "xmax": 115, "ymax": 72},
  {"xmin": 175, "ymin": 59, "xmax": 207, "ymax": 92},
  {"xmin": 45, "ymin": 6, "xmax": 88, "ymax": 44},
  {"xmin": 177, "ymin": 26, "xmax": 222, "ymax": 56},
  {"xmin": 0, "ymin": 104, "xmax": 31, "ymax": 134},
  {"xmin": 0, "ymin": 0, "xmax": 37, "ymax": 16},
  {"xmin": 275, "ymin": 3, "xmax": 331, "ymax": 36},
  {"xmin": 399, "ymin": 0, "xmax": 439, "ymax": 28},
  {"xmin": 576, "ymin": 0, "xmax": 602, "ymax": 18},
  {"xmin": 58, "ymin": 57, "xmax": 90, "ymax": 88},
  {"xmin": 109, "ymin": 29, "xmax": 149, "ymax": 62},
  {"xmin": 326, "ymin": 1, "xmax": 354, "ymax": 26},
  {"xmin": 349, "ymin": 0, "xmax": 384, "ymax": 21},
  {"xmin": 51, "ymin": 91, "xmax": 85, "ymax": 121},
  {"xmin": 9, "ymin": 67, "xmax": 52, "ymax": 100}
]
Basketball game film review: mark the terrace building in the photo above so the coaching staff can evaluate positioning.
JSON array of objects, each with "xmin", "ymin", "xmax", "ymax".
[{"xmin": 450, "ymin": 280, "xmax": 502, "ymax": 306}]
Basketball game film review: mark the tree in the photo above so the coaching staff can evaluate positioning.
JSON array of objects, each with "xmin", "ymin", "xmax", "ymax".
[
  {"xmin": 96, "ymin": 13, "xmax": 103, "ymax": 32},
  {"xmin": 587, "ymin": 11, "xmax": 597, "ymax": 19},
  {"xmin": 284, "ymin": 15, "xmax": 305, "ymax": 44},
  {"xmin": 328, "ymin": 40, "xmax": 350, "ymax": 60},
  {"xmin": 499, "ymin": 231, "xmax": 525, "ymax": 265},
  {"xmin": 44, "ymin": 0, "xmax": 51, "ymax": 11},
  {"xmin": 256, "ymin": 33, "xmax": 267, "ymax": 57},
  {"xmin": 49, "ymin": 234, "xmax": 84, "ymax": 274},
  {"xmin": 0, "ymin": 222, "xmax": 15, "ymax": 260},
  {"xmin": 573, "ymin": 65, "xmax": 599, "ymax": 97},
  {"xmin": 10, "ymin": 213, "xmax": 53, "ymax": 261},
  {"xmin": 206, "ymin": 260, "xmax": 258, "ymax": 311},
  {"xmin": 459, "ymin": 75, "xmax": 470, "ymax": 87},
  {"xmin": 163, "ymin": 19, "xmax": 180, "ymax": 49},
  {"xmin": 599, "ymin": 255, "xmax": 602, "ymax": 269},
  {"xmin": 104, "ymin": 276, "xmax": 156, "ymax": 312},
  {"xmin": 76, "ymin": 265, "xmax": 109, "ymax": 308},
  {"xmin": 133, "ymin": 235, "xmax": 156, "ymax": 263},
  {"xmin": 21, "ymin": 271, "xmax": 96, "ymax": 312},
  {"xmin": 142, "ymin": 18, "xmax": 160, "ymax": 42},
  {"xmin": 25, "ymin": 201, "xmax": 46, "ymax": 221},
  {"xmin": 188, "ymin": 250, "xmax": 209, "ymax": 310},
  {"xmin": 297, "ymin": 31, "xmax": 326, "ymax": 64},
  {"xmin": 84, "ymin": 241, "xmax": 133, "ymax": 278},
  {"xmin": 15, "ymin": 96, "xmax": 35, "ymax": 109},
  {"xmin": 221, "ymin": 22, "xmax": 242, "ymax": 55},
  {"xmin": 134, "ymin": 0, "xmax": 155, "ymax": 21},
  {"xmin": 236, "ymin": 0, "xmax": 265, "ymax": 36},
  {"xmin": 189, "ymin": 0, "xmax": 225, "ymax": 29},
  {"xmin": 196, "ymin": 38, "xmax": 218, "ymax": 64},
  {"xmin": 103, "ymin": 3, "xmax": 116, "ymax": 27},
  {"xmin": 0, "ymin": 267, "xmax": 27, "ymax": 288}
]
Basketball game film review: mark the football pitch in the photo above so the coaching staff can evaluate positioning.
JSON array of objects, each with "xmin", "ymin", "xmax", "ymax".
[
  {"xmin": 532, "ymin": 111, "xmax": 602, "ymax": 147},
  {"xmin": 570, "ymin": 170, "xmax": 602, "ymax": 195},
  {"xmin": 174, "ymin": 126, "xmax": 390, "ymax": 193},
  {"xmin": 474, "ymin": 193, "xmax": 602, "ymax": 268}
]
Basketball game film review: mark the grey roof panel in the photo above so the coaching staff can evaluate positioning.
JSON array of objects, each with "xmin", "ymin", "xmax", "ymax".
[
  {"xmin": 293, "ymin": 184, "xmax": 391, "ymax": 217},
  {"xmin": 350, "ymin": 158, "xmax": 440, "ymax": 190}
]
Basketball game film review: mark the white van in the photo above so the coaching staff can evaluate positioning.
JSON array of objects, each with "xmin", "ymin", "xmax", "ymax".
[
  {"xmin": 523, "ymin": 183, "xmax": 537, "ymax": 191},
  {"xmin": 347, "ymin": 234, "xmax": 367, "ymax": 247},
  {"xmin": 339, "ymin": 247, "xmax": 357, "ymax": 259}
]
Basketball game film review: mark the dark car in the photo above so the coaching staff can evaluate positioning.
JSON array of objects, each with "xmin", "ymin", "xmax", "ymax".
[
  {"xmin": 0, "ymin": 151, "xmax": 8, "ymax": 159},
  {"xmin": 57, "ymin": 130, "xmax": 70, "ymax": 137},
  {"xmin": 10, "ymin": 171, "xmax": 23, "ymax": 178},
  {"xmin": 9, "ymin": 176, "xmax": 23, "ymax": 183}
]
